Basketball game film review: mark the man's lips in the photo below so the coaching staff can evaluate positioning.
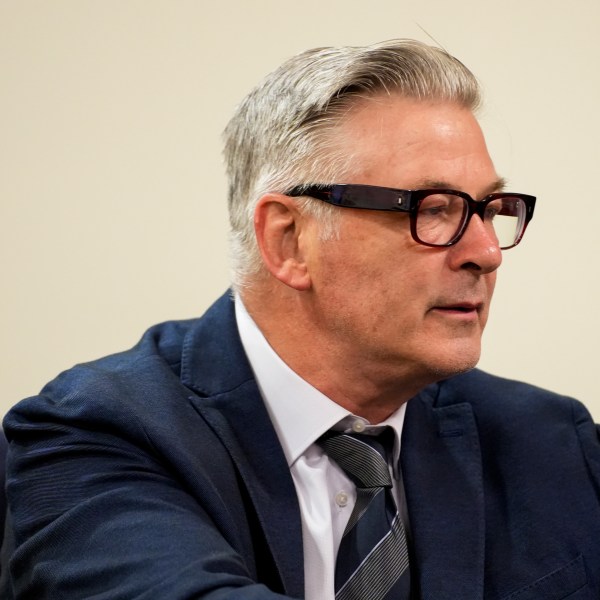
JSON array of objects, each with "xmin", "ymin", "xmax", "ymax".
[{"xmin": 430, "ymin": 302, "xmax": 483, "ymax": 315}]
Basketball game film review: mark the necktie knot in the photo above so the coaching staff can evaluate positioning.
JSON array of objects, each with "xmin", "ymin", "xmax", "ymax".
[{"xmin": 318, "ymin": 429, "xmax": 394, "ymax": 489}]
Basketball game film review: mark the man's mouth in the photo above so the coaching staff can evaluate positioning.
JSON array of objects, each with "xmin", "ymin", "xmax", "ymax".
[
  {"xmin": 444, "ymin": 303, "xmax": 478, "ymax": 312},
  {"xmin": 431, "ymin": 302, "xmax": 482, "ymax": 316}
]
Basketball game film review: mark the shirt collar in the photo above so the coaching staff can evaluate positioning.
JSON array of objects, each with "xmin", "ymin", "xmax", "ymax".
[{"xmin": 235, "ymin": 296, "xmax": 406, "ymax": 469}]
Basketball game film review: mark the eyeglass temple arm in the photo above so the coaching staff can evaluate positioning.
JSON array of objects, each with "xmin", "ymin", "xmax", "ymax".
[{"xmin": 288, "ymin": 185, "xmax": 414, "ymax": 212}]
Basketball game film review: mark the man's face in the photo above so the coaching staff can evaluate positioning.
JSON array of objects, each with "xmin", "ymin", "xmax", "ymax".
[{"xmin": 306, "ymin": 95, "xmax": 503, "ymax": 391}]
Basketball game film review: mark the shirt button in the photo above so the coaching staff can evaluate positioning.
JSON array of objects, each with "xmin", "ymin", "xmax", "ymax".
[
  {"xmin": 335, "ymin": 491, "xmax": 349, "ymax": 507},
  {"xmin": 352, "ymin": 419, "xmax": 367, "ymax": 433}
]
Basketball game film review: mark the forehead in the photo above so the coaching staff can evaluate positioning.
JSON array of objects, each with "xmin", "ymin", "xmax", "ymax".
[{"xmin": 330, "ymin": 94, "xmax": 499, "ymax": 193}]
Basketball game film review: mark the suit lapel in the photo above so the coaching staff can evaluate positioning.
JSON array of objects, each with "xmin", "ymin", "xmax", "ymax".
[
  {"xmin": 402, "ymin": 387, "xmax": 485, "ymax": 600},
  {"xmin": 191, "ymin": 385, "xmax": 304, "ymax": 597},
  {"xmin": 181, "ymin": 294, "xmax": 304, "ymax": 598}
]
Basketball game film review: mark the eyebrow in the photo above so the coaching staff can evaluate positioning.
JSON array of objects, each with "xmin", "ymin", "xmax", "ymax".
[{"xmin": 416, "ymin": 177, "xmax": 508, "ymax": 195}]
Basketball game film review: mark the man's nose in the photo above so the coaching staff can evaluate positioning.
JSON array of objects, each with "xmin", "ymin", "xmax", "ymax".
[{"xmin": 447, "ymin": 215, "xmax": 503, "ymax": 273}]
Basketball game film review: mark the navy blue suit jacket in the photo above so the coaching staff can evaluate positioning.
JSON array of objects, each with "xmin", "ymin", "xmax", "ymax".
[{"xmin": 2, "ymin": 293, "xmax": 600, "ymax": 599}]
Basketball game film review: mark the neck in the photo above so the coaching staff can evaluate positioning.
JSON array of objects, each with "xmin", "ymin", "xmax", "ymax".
[{"xmin": 240, "ymin": 284, "xmax": 432, "ymax": 424}]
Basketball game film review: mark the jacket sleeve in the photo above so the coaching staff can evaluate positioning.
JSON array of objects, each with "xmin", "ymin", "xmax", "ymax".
[{"xmin": 2, "ymin": 385, "xmax": 300, "ymax": 600}]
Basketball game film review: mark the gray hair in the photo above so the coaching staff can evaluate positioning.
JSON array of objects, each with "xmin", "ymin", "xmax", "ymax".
[{"xmin": 223, "ymin": 39, "xmax": 482, "ymax": 290}]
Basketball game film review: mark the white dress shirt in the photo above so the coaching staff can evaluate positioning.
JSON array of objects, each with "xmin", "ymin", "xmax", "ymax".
[{"xmin": 235, "ymin": 297, "xmax": 408, "ymax": 600}]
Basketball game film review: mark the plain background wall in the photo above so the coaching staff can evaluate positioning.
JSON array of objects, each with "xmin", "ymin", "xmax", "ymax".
[{"xmin": 2, "ymin": 0, "xmax": 599, "ymax": 419}]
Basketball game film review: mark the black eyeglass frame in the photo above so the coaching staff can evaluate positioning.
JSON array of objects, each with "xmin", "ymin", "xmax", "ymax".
[{"xmin": 286, "ymin": 183, "xmax": 536, "ymax": 249}]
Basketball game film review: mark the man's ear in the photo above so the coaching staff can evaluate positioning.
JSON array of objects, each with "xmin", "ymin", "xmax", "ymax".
[{"xmin": 254, "ymin": 193, "xmax": 312, "ymax": 291}]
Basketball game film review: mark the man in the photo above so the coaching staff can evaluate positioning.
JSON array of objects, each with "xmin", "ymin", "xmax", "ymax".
[{"xmin": 2, "ymin": 40, "xmax": 599, "ymax": 599}]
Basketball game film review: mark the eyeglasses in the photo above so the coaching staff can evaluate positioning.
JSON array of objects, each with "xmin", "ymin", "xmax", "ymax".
[{"xmin": 286, "ymin": 184, "xmax": 536, "ymax": 249}]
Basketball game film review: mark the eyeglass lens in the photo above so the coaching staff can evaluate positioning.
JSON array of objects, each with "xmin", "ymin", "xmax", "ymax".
[{"xmin": 416, "ymin": 193, "xmax": 526, "ymax": 248}]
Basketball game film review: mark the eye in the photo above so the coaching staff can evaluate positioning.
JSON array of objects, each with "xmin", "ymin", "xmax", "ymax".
[
  {"xmin": 418, "ymin": 194, "xmax": 463, "ymax": 218},
  {"xmin": 484, "ymin": 204, "xmax": 501, "ymax": 220},
  {"xmin": 485, "ymin": 198, "xmax": 514, "ymax": 220},
  {"xmin": 422, "ymin": 203, "xmax": 447, "ymax": 216}
]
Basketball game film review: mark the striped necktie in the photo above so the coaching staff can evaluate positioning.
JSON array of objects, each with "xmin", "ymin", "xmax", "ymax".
[{"xmin": 319, "ymin": 429, "xmax": 411, "ymax": 600}]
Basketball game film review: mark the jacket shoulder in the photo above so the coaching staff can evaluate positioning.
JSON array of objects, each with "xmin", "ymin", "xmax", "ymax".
[
  {"xmin": 433, "ymin": 370, "xmax": 600, "ymax": 481},
  {"xmin": 3, "ymin": 317, "xmax": 199, "ymax": 439},
  {"xmin": 436, "ymin": 368, "xmax": 589, "ymax": 419}
]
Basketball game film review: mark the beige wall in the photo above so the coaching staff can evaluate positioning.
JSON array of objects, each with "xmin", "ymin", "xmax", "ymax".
[{"xmin": 2, "ymin": 0, "xmax": 598, "ymax": 419}]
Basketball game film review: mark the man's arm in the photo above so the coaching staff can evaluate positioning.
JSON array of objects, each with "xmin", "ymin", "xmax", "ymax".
[{"xmin": 2, "ymin": 388, "xmax": 299, "ymax": 599}]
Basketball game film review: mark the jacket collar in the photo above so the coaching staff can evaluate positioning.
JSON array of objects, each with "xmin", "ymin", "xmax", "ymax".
[
  {"xmin": 180, "ymin": 293, "xmax": 305, "ymax": 597},
  {"xmin": 180, "ymin": 292, "xmax": 253, "ymax": 396}
]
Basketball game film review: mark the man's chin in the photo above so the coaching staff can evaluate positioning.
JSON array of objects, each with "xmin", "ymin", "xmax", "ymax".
[{"xmin": 425, "ymin": 346, "xmax": 481, "ymax": 382}]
